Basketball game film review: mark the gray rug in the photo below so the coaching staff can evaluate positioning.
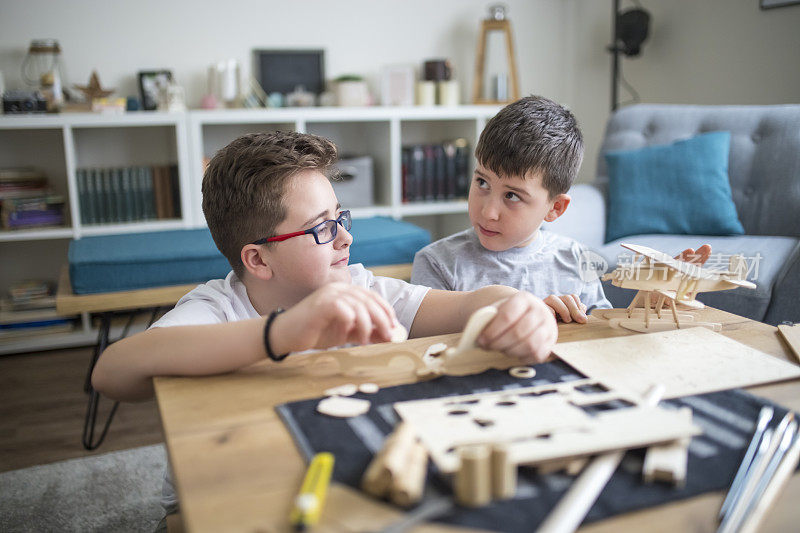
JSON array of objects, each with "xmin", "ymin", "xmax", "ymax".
[{"xmin": 0, "ymin": 444, "xmax": 166, "ymax": 533}]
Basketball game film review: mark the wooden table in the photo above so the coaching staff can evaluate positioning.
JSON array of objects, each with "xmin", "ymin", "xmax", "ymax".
[{"xmin": 154, "ymin": 308, "xmax": 800, "ymax": 533}]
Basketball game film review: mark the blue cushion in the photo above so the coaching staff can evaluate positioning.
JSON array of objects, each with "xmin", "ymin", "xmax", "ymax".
[
  {"xmin": 68, "ymin": 217, "xmax": 430, "ymax": 294},
  {"xmin": 604, "ymin": 131, "xmax": 745, "ymax": 243},
  {"xmin": 69, "ymin": 229, "xmax": 230, "ymax": 294},
  {"xmin": 349, "ymin": 216, "xmax": 430, "ymax": 267}
]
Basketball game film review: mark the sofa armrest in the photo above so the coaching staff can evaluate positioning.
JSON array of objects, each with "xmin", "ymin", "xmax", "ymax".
[
  {"xmin": 763, "ymin": 242, "xmax": 800, "ymax": 325},
  {"xmin": 543, "ymin": 184, "xmax": 606, "ymax": 249}
]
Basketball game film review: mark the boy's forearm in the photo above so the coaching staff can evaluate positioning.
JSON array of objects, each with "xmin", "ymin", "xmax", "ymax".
[
  {"xmin": 459, "ymin": 284, "xmax": 518, "ymax": 321},
  {"xmin": 92, "ymin": 318, "xmax": 269, "ymax": 402},
  {"xmin": 409, "ymin": 285, "xmax": 518, "ymax": 338}
]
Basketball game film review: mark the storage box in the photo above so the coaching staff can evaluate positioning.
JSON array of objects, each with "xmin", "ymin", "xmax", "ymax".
[{"xmin": 332, "ymin": 156, "xmax": 374, "ymax": 208}]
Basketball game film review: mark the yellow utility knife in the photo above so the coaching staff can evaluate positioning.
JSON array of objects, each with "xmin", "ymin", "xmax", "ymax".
[{"xmin": 290, "ymin": 452, "xmax": 335, "ymax": 531}]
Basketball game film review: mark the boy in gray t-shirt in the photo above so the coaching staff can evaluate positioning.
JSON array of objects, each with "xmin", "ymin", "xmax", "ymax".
[{"xmin": 412, "ymin": 96, "xmax": 610, "ymax": 322}]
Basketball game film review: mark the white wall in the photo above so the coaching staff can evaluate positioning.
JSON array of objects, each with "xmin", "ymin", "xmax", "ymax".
[
  {"xmin": 568, "ymin": 0, "xmax": 800, "ymax": 183},
  {"xmin": 0, "ymin": 0, "xmax": 571, "ymax": 107},
  {"xmin": 2, "ymin": 0, "xmax": 799, "ymax": 185}
]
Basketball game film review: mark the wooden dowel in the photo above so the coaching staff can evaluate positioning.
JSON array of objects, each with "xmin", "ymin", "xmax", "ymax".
[
  {"xmin": 455, "ymin": 444, "xmax": 492, "ymax": 507},
  {"xmin": 491, "ymin": 443, "xmax": 516, "ymax": 499}
]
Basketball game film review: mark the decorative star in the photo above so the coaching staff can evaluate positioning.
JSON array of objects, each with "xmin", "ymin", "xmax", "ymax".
[{"xmin": 74, "ymin": 71, "xmax": 114, "ymax": 101}]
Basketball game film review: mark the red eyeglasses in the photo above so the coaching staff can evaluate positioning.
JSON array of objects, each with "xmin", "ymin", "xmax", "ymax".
[{"xmin": 252, "ymin": 210, "xmax": 352, "ymax": 245}]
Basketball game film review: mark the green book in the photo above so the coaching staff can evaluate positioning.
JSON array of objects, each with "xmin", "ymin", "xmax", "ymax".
[
  {"xmin": 90, "ymin": 169, "xmax": 104, "ymax": 224},
  {"xmin": 142, "ymin": 167, "xmax": 156, "ymax": 220},
  {"xmin": 101, "ymin": 168, "xmax": 113, "ymax": 223},
  {"xmin": 114, "ymin": 168, "xmax": 126, "ymax": 222},
  {"xmin": 126, "ymin": 168, "xmax": 140, "ymax": 221},
  {"xmin": 76, "ymin": 169, "xmax": 89, "ymax": 224}
]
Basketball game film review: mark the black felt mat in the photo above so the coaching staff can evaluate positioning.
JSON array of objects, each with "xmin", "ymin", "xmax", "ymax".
[{"xmin": 276, "ymin": 360, "xmax": 793, "ymax": 532}]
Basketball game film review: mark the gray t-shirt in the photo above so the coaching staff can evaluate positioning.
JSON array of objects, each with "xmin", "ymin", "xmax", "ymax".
[{"xmin": 411, "ymin": 228, "xmax": 611, "ymax": 311}]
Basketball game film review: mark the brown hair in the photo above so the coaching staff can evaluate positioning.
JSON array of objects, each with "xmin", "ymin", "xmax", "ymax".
[
  {"xmin": 475, "ymin": 95, "xmax": 584, "ymax": 198},
  {"xmin": 202, "ymin": 131, "xmax": 338, "ymax": 277}
]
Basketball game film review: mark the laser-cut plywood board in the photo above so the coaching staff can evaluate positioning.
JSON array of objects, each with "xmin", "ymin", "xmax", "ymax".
[
  {"xmin": 553, "ymin": 327, "xmax": 800, "ymax": 400},
  {"xmin": 394, "ymin": 379, "xmax": 700, "ymax": 473}
]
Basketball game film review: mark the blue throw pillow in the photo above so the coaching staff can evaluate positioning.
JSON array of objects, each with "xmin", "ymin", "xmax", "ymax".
[{"xmin": 604, "ymin": 131, "xmax": 744, "ymax": 243}]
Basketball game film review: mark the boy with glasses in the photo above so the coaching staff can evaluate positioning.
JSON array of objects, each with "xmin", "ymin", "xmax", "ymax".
[{"xmin": 93, "ymin": 131, "xmax": 557, "ymax": 400}]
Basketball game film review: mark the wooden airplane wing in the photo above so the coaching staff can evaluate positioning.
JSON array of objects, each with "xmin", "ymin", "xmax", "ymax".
[
  {"xmin": 620, "ymin": 243, "xmax": 719, "ymax": 281},
  {"xmin": 720, "ymin": 278, "xmax": 757, "ymax": 289}
]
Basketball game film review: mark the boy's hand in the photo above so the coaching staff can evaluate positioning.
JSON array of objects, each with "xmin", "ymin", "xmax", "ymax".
[
  {"xmin": 475, "ymin": 291, "xmax": 557, "ymax": 364},
  {"xmin": 543, "ymin": 294, "xmax": 588, "ymax": 324},
  {"xmin": 270, "ymin": 282, "xmax": 398, "ymax": 354},
  {"xmin": 676, "ymin": 244, "xmax": 711, "ymax": 265},
  {"xmin": 643, "ymin": 244, "xmax": 713, "ymax": 307}
]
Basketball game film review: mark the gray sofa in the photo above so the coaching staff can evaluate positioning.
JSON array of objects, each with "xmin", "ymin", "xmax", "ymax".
[{"xmin": 547, "ymin": 104, "xmax": 800, "ymax": 325}]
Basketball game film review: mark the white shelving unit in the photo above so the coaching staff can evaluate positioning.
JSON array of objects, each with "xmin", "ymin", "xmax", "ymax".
[
  {"xmin": 0, "ymin": 105, "xmax": 500, "ymax": 353},
  {"xmin": 0, "ymin": 111, "xmax": 192, "ymax": 243},
  {"xmin": 187, "ymin": 105, "xmax": 499, "ymax": 226}
]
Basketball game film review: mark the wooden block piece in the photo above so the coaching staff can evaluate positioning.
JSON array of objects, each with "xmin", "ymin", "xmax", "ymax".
[
  {"xmin": 358, "ymin": 382, "xmax": 380, "ymax": 394},
  {"xmin": 642, "ymin": 437, "xmax": 690, "ymax": 487},
  {"xmin": 382, "ymin": 422, "xmax": 417, "ymax": 476},
  {"xmin": 389, "ymin": 441, "xmax": 428, "ymax": 507},
  {"xmin": 537, "ymin": 458, "xmax": 573, "ymax": 475},
  {"xmin": 455, "ymin": 444, "xmax": 492, "ymax": 507},
  {"xmin": 491, "ymin": 443, "xmax": 517, "ymax": 499},
  {"xmin": 324, "ymin": 383, "xmax": 357, "ymax": 396},
  {"xmin": 317, "ymin": 396, "xmax": 370, "ymax": 418},
  {"xmin": 566, "ymin": 457, "xmax": 589, "ymax": 476},
  {"xmin": 361, "ymin": 422, "xmax": 418, "ymax": 500},
  {"xmin": 390, "ymin": 323, "xmax": 409, "ymax": 343},
  {"xmin": 642, "ymin": 407, "xmax": 691, "ymax": 487},
  {"xmin": 509, "ymin": 366, "xmax": 536, "ymax": 379},
  {"xmin": 361, "ymin": 454, "xmax": 392, "ymax": 498}
]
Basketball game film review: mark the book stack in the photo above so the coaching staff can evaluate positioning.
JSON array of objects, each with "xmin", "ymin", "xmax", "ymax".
[
  {"xmin": 401, "ymin": 139, "xmax": 470, "ymax": 203},
  {"xmin": 0, "ymin": 280, "xmax": 74, "ymax": 341},
  {"xmin": 76, "ymin": 164, "xmax": 181, "ymax": 225},
  {"xmin": 0, "ymin": 168, "xmax": 65, "ymax": 230}
]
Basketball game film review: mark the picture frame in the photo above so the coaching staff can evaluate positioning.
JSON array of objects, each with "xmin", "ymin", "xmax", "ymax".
[
  {"xmin": 253, "ymin": 49, "xmax": 325, "ymax": 96},
  {"xmin": 381, "ymin": 65, "xmax": 415, "ymax": 106},
  {"xmin": 138, "ymin": 70, "xmax": 173, "ymax": 111},
  {"xmin": 760, "ymin": 0, "xmax": 800, "ymax": 8}
]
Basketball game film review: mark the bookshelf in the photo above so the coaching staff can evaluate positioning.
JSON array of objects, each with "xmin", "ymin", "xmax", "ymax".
[{"xmin": 0, "ymin": 105, "xmax": 500, "ymax": 353}]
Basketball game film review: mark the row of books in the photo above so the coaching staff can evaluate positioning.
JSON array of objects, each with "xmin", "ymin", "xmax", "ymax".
[
  {"xmin": 401, "ymin": 139, "xmax": 471, "ymax": 203},
  {"xmin": 77, "ymin": 165, "xmax": 181, "ymax": 225},
  {"xmin": 0, "ymin": 280, "xmax": 74, "ymax": 342},
  {"xmin": 0, "ymin": 168, "xmax": 65, "ymax": 230}
]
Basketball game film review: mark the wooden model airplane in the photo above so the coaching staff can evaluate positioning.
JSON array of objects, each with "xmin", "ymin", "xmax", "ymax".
[{"xmin": 599, "ymin": 243, "xmax": 756, "ymax": 333}]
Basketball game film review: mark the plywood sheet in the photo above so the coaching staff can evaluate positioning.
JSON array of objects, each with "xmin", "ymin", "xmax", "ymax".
[
  {"xmin": 394, "ymin": 379, "xmax": 699, "ymax": 473},
  {"xmin": 778, "ymin": 324, "xmax": 800, "ymax": 364},
  {"xmin": 553, "ymin": 327, "xmax": 800, "ymax": 399}
]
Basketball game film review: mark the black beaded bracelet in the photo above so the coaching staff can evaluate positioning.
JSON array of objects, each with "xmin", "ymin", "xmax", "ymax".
[{"xmin": 264, "ymin": 307, "xmax": 289, "ymax": 362}]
